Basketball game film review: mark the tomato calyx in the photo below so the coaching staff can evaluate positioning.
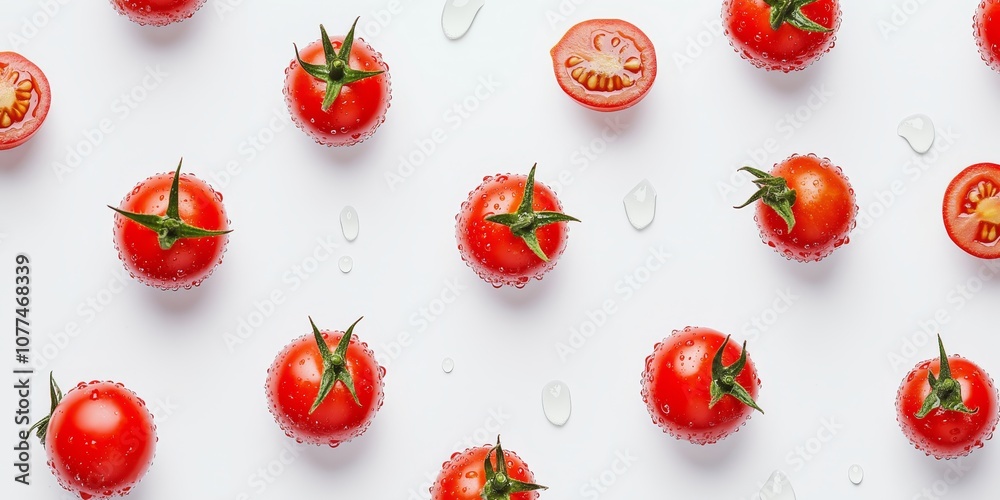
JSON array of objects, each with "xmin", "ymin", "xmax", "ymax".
[
  {"xmin": 709, "ymin": 336, "xmax": 764, "ymax": 414},
  {"xmin": 109, "ymin": 159, "xmax": 232, "ymax": 251},
  {"xmin": 735, "ymin": 166, "xmax": 797, "ymax": 232},
  {"xmin": 308, "ymin": 316, "xmax": 363, "ymax": 413},
  {"xmin": 763, "ymin": 0, "xmax": 832, "ymax": 33},
  {"xmin": 484, "ymin": 164, "xmax": 580, "ymax": 262},
  {"xmin": 481, "ymin": 436, "xmax": 546, "ymax": 500},
  {"xmin": 294, "ymin": 19, "xmax": 384, "ymax": 112},
  {"xmin": 27, "ymin": 372, "xmax": 63, "ymax": 446},
  {"xmin": 916, "ymin": 335, "xmax": 979, "ymax": 419}
]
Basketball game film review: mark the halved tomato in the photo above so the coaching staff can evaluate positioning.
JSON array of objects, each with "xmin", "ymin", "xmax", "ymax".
[
  {"xmin": 943, "ymin": 163, "xmax": 1000, "ymax": 259},
  {"xmin": 550, "ymin": 19, "xmax": 657, "ymax": 112},
  {"xmin": 0, "ymin": 52, "xmax": 51, "ymax": 150}
]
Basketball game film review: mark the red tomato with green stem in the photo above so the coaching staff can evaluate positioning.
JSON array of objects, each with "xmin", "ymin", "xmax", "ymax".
[
  {"xmin": 550, "ymin": 19, "xmax": 657, "ymax": 112},
  {"xmin": 0, "ymin": 52, "xmax": 51, "ymax": 150},
  {"xmin": 896, "ymin": 335, "xmax": 999, "ymax": 459},
  {"xmin": 642, "ymin": 327, "xmax": 763, "ymax": 445},
  {"xmin": 431, "ymin": 437, "xmax": 546, "ymax": 500},
  {"xmin": 266, "ymin": 317, "xmax": 385, "ymax": 447},
  {"xmin": 285, "ymin": 19, "xmax": 391, "ymax": 147},
  {"xmin": 723, "ymin": 0, "xmax": 841, "ymax": 72},
  {"xmin": 456, "ymin": 165, "xmax": 579, "ymax": 288},
  {"xmin": 30, "ymin": 374, "xmax": 156, "ymax": 499},
  {"xmin": 110, "ymin": 0, "xmax": 206, "ymax": 26},
  {"xmin": 735, "ymin": 154, "xmax": 856, "ymax": 262},
  {"xmin": 111, "ymin": 159, "xmax": 231, "ymax": 290},
  {"xmin": 976, "ymin": 1, "xmax": 1000, "ymax": 73},
  {"xmin": 942, "ymin": 163, "xmax": 1000, "ymax": 259}
]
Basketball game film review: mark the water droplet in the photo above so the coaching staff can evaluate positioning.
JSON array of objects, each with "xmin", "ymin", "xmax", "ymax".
[
  {"xmin": 848, "ymin": 464, "xmax": 864, "ymax": 485},
  {"xmin": 338, "ymin": 256, "xmax": 354, "ymax": 273},
  {"xmin": 441, "ymin": 358, "xmax": 455, "ymax": 373},
  {"xmin": 541, "ymin": 380, "xmax": 572, "ymax": 426},
  {"xmin": 624, "ymin": 179, "xmax": 656, "ymax": 230},
  {"xmin": 759, "ymin": 470, "xmax": 796, "ymax": 500},
  {"xmin": 340, "ymin": 206, "xmax": 360, "ymax": 242},
  {"xmin": 442, "ymin": 0, "xmax": 486, "ymax": 40},
  {"xmin": 897, "ymin": 114, "xmax": 935, "ymax": 154}
]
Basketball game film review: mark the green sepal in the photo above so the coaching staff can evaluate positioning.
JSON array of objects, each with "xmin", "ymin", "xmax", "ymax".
[
  {"xmin": 734, "ymin": 166, "xmax": 797, "ymax": 232},
  {"xmin": 709, "ymin": 336, "xmax": 764, "ymax": 414},
  {"xmin": 480, "ymin": 436, "xmax": 547, "ymax": 500},
  {"xmin": 764, "ymin": 0, "xmax": 832, "ymax": 33},
  {"xmin": 916, "ymin": 335, "xmax": 978, "ymax": 418},
  {"xmin": 309, "ymin": 316, "xmax": 363, "ymax": 414},
  {"xmin": 109, "ymin": 159, "xmax": 232, "ymax": 250},
  {"xmin": 294, "ymin": 18, "xmax": 385, "ymax": 112},
  {"xmin": 483, "ymin": 164, "xmax": 581, "ymax": 262},
  {"xmin": 27, "ymin": 372, "xmax": 63, "ymax": 446}
]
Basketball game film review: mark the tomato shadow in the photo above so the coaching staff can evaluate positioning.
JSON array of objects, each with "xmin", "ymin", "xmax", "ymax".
[
  {"xmin": 304, "ymin": 133, "xmax": 385, "ymax": 169},
  {"xmin": 139, "ymin": 278, "xmax": 215, "ymax": 316},
  {"xmin": 667, "ymin": 430, "xmax": 749, "ymax": 469},
  {"xmin": 771, "ymin": 249, "xmax": 843, "ymax": 285},
  {"xmin": 748, "ymin": 60, "xmax": 829, "ymax": 96},
  {"xmin": 123, "ymin": 12, "xmax": 202, "ymax": 48},
  {"xmin": 0, "ymin": 134, "xmax": 43, "ymax": 173},
  {"xmin": 295, "ymin": 433, "xmax": 377, "ymax": 471},
  {"xmin": 485, "ymin": 271, "xmax": 560, "ymax": 310}
]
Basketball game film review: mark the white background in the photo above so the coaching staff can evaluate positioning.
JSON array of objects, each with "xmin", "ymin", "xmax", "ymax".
[{"xmin": 3, "ymin": 0, "xmax": 1000, "ymax": 499}]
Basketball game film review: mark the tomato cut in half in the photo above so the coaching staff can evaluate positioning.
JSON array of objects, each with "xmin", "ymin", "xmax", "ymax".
[
  {"xmin": 550, "ymin": 19, "xmax": 657, "ymax": 112},
  {"xmin": 943, "ymin": 163, "xmax": 1000, "ymax": 259},
  {"xmin": 0, "ymin": 52, "xmax": 51, "ymax": 150}
]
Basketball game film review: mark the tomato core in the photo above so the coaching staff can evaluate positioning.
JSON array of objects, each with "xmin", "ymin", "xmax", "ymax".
[
  {"xmin": 563, "ymin": 29, "xmax": 644, "ymax": 94},
  {"xmin": 0, "ymin": 66, "xmax": 34, "ymax": 129}
]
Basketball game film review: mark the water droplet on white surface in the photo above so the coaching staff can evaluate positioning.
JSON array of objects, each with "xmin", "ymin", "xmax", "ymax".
[
  {"xmin": 442, "ymin": 358, "xmax": 455, "ymax": 373},
  {"xmin": 759, "ymin": 470, "xmax": 795, "ymax": 500},
  {"xmin": 442, "ymin": 0, "xmax": 485, "ymax": 40},
  {"xmin": 338, "ymin": 256, "xmax": 353, "ymax": 273},
  {"xmin": 340, "ymin": 206, "xmax": 360, "ymax": 242},
  {"xmin": 624, "ymin": 179, "xmax": 656, "ymax": 230},
  {"xmin": 541, "ymin": 380, "xmax": 571, "ymax": 426},
  {"xmin": 897, "ymin": 114, "xmax": 935, "ymax": 154},
  {"xmin": 848, "ymin": 464, "xmax": 864, "ymax": 485}
]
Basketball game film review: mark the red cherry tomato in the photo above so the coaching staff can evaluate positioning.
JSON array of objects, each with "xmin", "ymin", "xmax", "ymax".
[
  {"xmin": 284, "ymin": 21, "xmax": 391, "ymax": 147},
  {"xmin": 942, "ymin": 163, "xmax": 1000, "ymax": 259},
  {"xmin": 642, "ymin": 327, "xmax": 763, "ymax": 445},
  {"xmin": 456, "ymin": 165, "xmax": 579, "ymax": 288},
  {"xmin": 550, "ymin": 19, "xmax": 657, "ymax": 112},
  {"xmin": 32, "ymin": 376, "xmax": 156, "ymax": 499},
  {"xmin": 723, "ymin": 0, "xmax": 841, "ymax": 72},
  {"xmin": 896, "ymin": 336, "xmax": 999, "ymax": 459},
  {"xmin": 112, "ymin": 160, "xmax": 231, "ymax": 290},
  {"xmin": 430, "ymin": 438, "xmax": 545, "ymax": 500},
  {"xmin": 109, "ymin": 0, "xmax": 206, "ymax": 26},
  {"xmin": 976, "ymin": 1, "xmax": 1000, "ymax": 73},
  {"xmin": 0, "ymin": 52, "xmax": 51, "ymax": 150},
  {"xmin": 736, "ymin": 154, "xmax": 856, "ymax": 262},
  {"xmin": 266, "ymin": 317, "xmax": 385, "ymax": 447}
]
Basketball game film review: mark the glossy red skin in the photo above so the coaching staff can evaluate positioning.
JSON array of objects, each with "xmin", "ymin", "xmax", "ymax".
[
  {"xmin": 723, "ymin": 0, "xmax": 841, "ymax": 72},
  {"xmin": 113, "ymin": 171, "xmax": 229, "ymax": 290},
  {"xmin": 942, "ymin": 163, "xmax": 1000, "ymax": 259},
  {"xmin": 550, "ymin": 19, "xmax": 657, "ymax": 112},
  {"xmin": 0, "ymin": 52, "xmax": 51, "ymax": 150},
  {"xmin": 896, "ymin": 356, "xmax": 999, "ymax": 459},
  {"xmin": 976, "ymin": 1, "xmax": 1000, "ymax": 72},
  {"xmin": 642, "ymin": 327, "xmax": 761, "ymax": 445},
  {"xmin": 430, "ymin": 445, "xmax": 540, "ymax": 500},
  {"xmin": 45, "ymin": 381, "xmax": 156, "ymax": 499},
  {"xmin": 109, "ymin": 0, "xmax": 206, "ymax": 27},
  {"xmin": 266, "ymin": 330, "xmax": 385, "ymax": 447},
  {"xmin": 456, "ymin": 173, "xmax": 571, "ymax": 288},
  {"xmin": 284, "ymin": 35, "xmax": 391, "ymax": 147},
  {"xmin": 754, "ymin": 154, "xmax": 856, "ymax": 262}
]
